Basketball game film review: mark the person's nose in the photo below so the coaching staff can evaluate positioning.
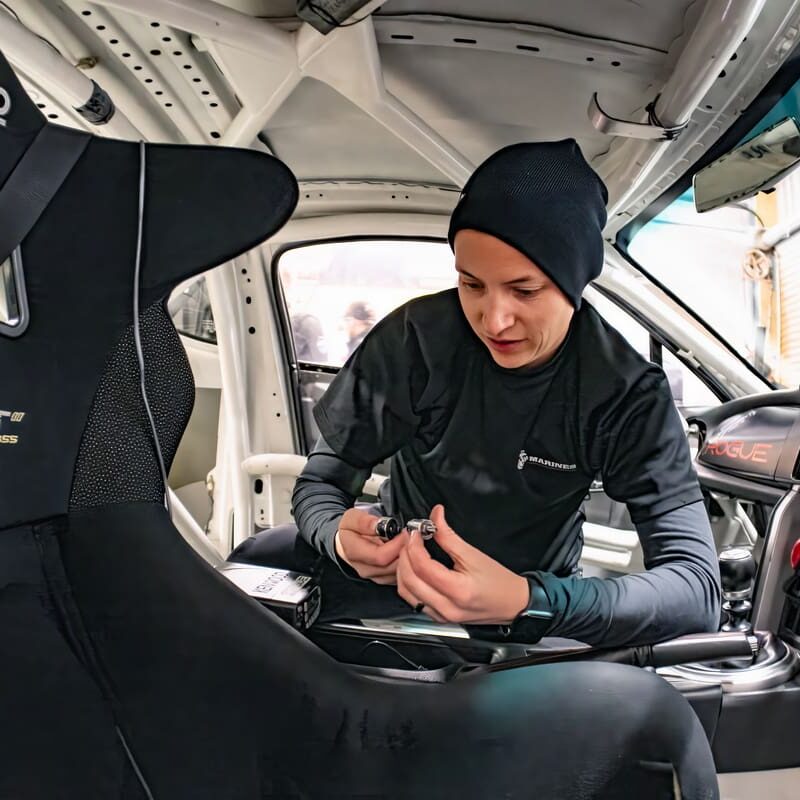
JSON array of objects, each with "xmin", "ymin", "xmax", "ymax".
[{"xmin": 482, "ymin": 294, "xmax": 515, "ymax": 337}]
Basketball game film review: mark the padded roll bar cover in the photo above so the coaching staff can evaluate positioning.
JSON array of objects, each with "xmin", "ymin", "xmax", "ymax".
[{"xmin": 59, "ymin": 502, "xmax": 719, "ymax": 800}]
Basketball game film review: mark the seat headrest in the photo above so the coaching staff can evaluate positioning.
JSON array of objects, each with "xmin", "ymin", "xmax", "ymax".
[{"xmin": 0, "ymin": 53, "xmax": 46, "ymax": 145}]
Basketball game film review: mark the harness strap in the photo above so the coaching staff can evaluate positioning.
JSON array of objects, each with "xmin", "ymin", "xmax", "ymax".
[{"xmin": 0, "ymin": 125, "xmax": 90, "ymax": 263}]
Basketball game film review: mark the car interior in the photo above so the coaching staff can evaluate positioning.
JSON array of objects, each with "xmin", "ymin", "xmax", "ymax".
[{"xmin": 2, "ymin": 1, "xmax": 800, "ymax": 798}]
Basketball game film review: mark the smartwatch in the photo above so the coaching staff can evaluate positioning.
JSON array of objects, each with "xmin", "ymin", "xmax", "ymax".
[{"xmin": 506, "ymin": 575, "xmax": 555, "ymax": 643}]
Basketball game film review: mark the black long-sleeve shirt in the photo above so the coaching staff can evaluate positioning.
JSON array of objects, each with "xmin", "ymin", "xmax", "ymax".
[
  {"xmin": 291, "ymin": 438, "xmax": 720, "ymax": 647},
  {"xmin": 293, "ymin": 290, "xmax": 721, "ymax": 646}
]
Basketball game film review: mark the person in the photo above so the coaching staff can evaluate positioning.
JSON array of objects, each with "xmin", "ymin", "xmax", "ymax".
[
  {"xmin": 231, "ymin": 139, "xmax": 721, "ymax": 647},
  {"xmin": 280, "ymin": 268, "xmax": 329, "ymax": 362},
  {"xmin": 343, "ymin": 300, "xmax": 375, "ymax": 355},
  {"xmin": 292, "ymin": 310, "xmax": 327, "ymax": 362}
]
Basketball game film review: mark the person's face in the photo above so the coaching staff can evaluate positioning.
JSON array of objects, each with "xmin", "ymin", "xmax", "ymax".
[
  {"xmin": 344, "ymin": 315, "xmax": 367, "ymax": 339},
  {"xmin": 454, "ymin": 229, "xmax": 574, "ymax": 369}
]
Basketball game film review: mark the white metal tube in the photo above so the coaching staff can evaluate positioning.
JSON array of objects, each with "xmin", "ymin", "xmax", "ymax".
[
  {"xmin": 301, "ymin": 16, "xmax": 473, "ymax": 186},
  {"xmin": 11, "ymin": 1, "xmax": 170, "ymax": 141},
  {"xmin": 205, "ymin": 261, "xmax": 254, "ymax": 549},
  {"xmin": 603, "ymin": 0, "xmax": 765, "ymax": 216},
  {"xmin": 0, "ymin": 10, "xmax": 141, "ymax": 139},
  {"xmin": 92, "ymin": 0, "xmax": 295, "ymax": 62},
  {"xmin": 168, "ymin": 489, "xmax": 224, "ymax": 566},
  {"xmin": 243, "ymin": 454, "xmax": 387, "ymax": 497},
  {"xmin": 295, "ymin": 0, "xmax": 386, "ymax": 65},
  {"xmin": 219, "ymin": 72, "xmax": 302, "ymax": 147},
  {"xmin": 373, "ymin": 92, "xmax": 473, "ymax": 186},
  {"xmin": 242, "ymin": 453, "xmax": 308, "ymax": 477},
  {"xmin": 655, "ymin": 0, "xmax": 767, "ymax": 128},
  {"xmin": 760, "ymin": 216, "xmax": 800, "ymax": 249},
  {"xmin": 0, "ymin": 11, "xmax": 90, "ymax": 107}
]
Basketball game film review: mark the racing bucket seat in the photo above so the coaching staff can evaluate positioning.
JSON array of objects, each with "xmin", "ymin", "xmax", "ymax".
[{"xmin": 0, "ymin": 50, "xmax": 718, "ymax": 799}]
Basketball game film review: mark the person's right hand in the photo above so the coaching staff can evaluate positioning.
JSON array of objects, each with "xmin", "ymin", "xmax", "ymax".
[{"xmin": 334, "ymin": 508, "xmax": 409, "ymax": 585}]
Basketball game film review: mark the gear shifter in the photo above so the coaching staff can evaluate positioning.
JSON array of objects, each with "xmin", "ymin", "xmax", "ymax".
[{"xmin": 719, "ymin": 547, "xmax": 756, "ymax": 634}]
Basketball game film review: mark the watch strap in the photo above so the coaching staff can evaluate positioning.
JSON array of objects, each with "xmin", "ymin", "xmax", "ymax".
[{"xmin": 506, "ymin": 575, "xmax": 555, "ymax": 642}]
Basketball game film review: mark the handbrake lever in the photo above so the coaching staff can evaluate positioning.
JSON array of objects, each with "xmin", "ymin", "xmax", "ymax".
[{"xmin": 460, "ymin": 631, "xmax": 761, "ymax": 676}]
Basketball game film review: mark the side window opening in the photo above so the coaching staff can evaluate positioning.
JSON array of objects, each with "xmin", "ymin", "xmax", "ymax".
[
  {"xmin": 275, "ymin": 243, "xmax": 724, "ymax": 456},
  {"xmin": 277, "ymin": 239, "xmax": 455, "ymax": 369},
  {"xmin": 168, "ymin": 276, "xmax": 217, "ymax": 344},
  {"xmin": 276, "ymin": 239, "xmax": 456, "ymax": 454},
  {"xmin": 587, "ymin": 291, "xmax": 719, "ymax": 411}
]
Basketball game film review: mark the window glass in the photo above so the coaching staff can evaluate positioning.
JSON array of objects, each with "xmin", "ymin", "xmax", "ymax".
[
  {"xmin": 586, "ymin": 293, "xmax": 650, "ymax": 357},
  {"xmin": 168, "ymin": 276, "xmax": 217, "ymax": 344},
  {"xmin": 627, "ymin": 74, "xmax": 800, "ymax": 389},
  {"xmin": 277, "ymin": 239, "xmax": 456, "ymax": 366},
  {"xmin": 662, "ymin": 348, "xmax": 719, "ymax": 409},
  {"xmin": 628, "ymin": 192, "xmax": 767, "ymax": 374},
  {"xmin": 588, "ymin": 292, "xmax": 718, "ymax": 410}
]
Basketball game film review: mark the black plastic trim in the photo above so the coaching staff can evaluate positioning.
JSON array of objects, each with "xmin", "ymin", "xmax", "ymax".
[
  {"xmin": 695, "ymin": 461, "xmax": 788, "ymax": 504},
  {"xmin": 75, "ymin": 81, "xmax": 115, "ymax": 125},
  {"xmin": 682, "ymin": 686, "xmax": 723, "ymax": 746},
  {"xmin": 712, "ymin": 674, "xmax": 800, "ymax": 772}
]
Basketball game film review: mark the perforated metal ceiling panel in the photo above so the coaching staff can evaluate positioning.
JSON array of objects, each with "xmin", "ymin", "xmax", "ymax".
[{"xmin": 7, "ymin": 0, "xmax": 800, "ymax": 220}]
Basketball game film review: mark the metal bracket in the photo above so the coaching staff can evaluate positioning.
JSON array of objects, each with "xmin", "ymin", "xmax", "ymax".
[
  {"xmin": 75, "ymin": 80, "xmax": 115, "ymax": 125},
  {"xmin": 588, "ymin": 92, "xmax": 688, "ymax": 141},
  {"xmin": 0, "ymin": 247, "xmax": 30, "ymax": 339}
]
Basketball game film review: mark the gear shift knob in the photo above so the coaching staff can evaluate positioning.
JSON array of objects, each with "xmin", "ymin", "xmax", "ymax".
[
  {"xmin": 719, "ymin": 547, "xmax": 756, "ymax": 633},
  {"xmin": 719, "ymin": 547, "xmax": 756, "ymax": 599}
]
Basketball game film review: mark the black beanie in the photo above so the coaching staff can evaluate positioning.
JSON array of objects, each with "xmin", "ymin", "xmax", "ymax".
[{"xmin": 448, "ymin": 140, "xmax": 608, "ymax": 308}]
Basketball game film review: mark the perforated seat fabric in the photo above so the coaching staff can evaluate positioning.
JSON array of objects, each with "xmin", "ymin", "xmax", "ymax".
[
  {"xmin": 0, "ymin": 50, "xmax": 719, "ymax": 799},
  {"xmin": 70, "ymin": 303, "xmax": 194, "ymax": 509}
]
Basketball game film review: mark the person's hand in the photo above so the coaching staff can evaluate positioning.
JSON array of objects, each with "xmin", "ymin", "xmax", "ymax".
[
  {"xmin": 334, "ymin": 508, "xmax": 410, "ymax": 585},
  {"xmin": 396, "ymin": 505, "xmax": 530, "ymax": 624}
]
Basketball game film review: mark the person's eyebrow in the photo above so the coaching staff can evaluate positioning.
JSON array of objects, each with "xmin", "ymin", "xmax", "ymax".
[{"xmin": 457, "ymin": 267, "xmax": 544, "ymax": 286}]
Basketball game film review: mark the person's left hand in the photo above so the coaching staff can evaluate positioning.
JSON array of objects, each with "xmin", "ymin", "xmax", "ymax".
[{"xmin": 396, "ymin": 504, "xmax": 530, "ymax": 625}]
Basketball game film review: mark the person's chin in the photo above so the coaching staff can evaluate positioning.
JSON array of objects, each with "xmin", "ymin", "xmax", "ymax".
[
  {"xmin": 484, "ymin": 340, "xmax": 534, "ymax": 368},
  {"xmin": 491, "ymin": 353, "xmax": 532, "ymax": 369}
]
